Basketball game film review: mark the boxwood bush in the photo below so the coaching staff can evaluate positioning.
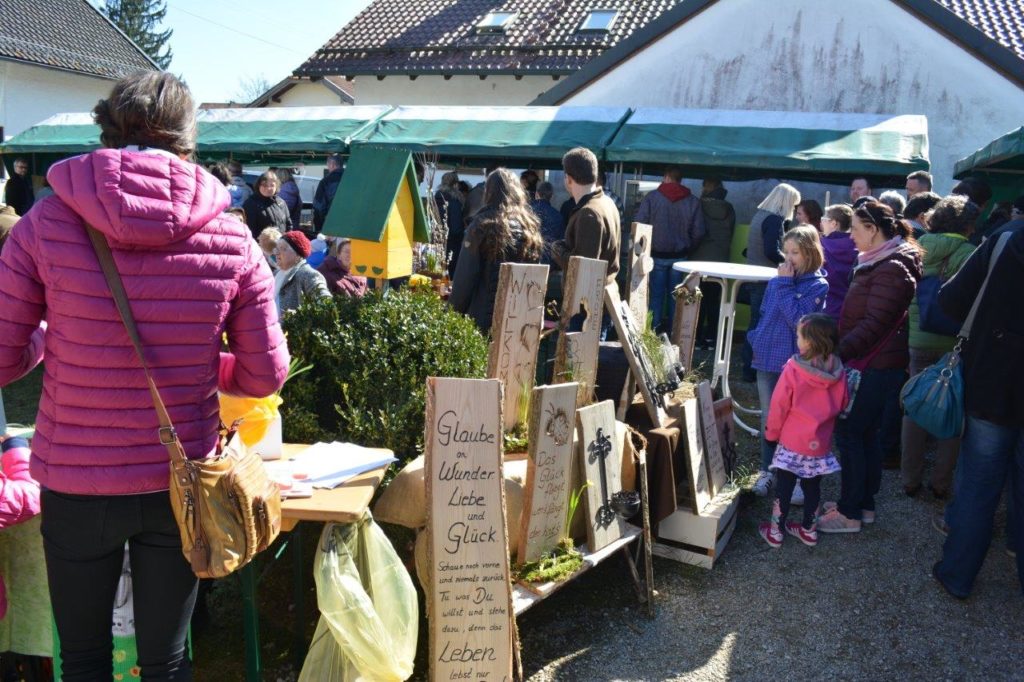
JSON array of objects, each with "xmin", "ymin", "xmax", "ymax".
[{"xmin": 279, "ymin": 290, "xmax": 488, "ymax": 463}]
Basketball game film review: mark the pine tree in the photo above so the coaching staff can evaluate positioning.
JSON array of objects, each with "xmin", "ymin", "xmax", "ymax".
[{"xmin": 102, "ymin": 0, "xmax": 173, "ymax": 69}]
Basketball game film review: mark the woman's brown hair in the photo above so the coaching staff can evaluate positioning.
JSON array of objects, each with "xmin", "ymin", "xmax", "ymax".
[
  {"xmin": 475, "ymin": 168, "xmax": 543, "ymax": 262},
  {"xmin": 798, "ymin": 313, "xmax": 839, "ymax": 360},
  {"xmin": 781, "ymin": 225, "xmax": 824, "ymax": 276},
  {"xmin": 797, "ymin": 199, "xmax": 823, "ymax": 229},
  {"xmin": 93, "ymin": 71, "xmax": 196, "ymax": 156},
  {"xmin": 256, "ymin": 170, "xmax": 280, "ymax": 193},
  {"xmin": 854, "ymin": 200, "xmax": 915, "ymax": 242}
]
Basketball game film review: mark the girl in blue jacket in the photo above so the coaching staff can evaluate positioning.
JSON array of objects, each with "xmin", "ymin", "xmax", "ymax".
[{"xmin": 747, "ymin": 226, "xmax": 829, "ymax": 498}]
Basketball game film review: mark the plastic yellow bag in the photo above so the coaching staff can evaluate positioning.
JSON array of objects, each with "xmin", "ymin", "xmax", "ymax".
[
  {"xmin": 218, "ymin": 394, "xmax": 282, "ymax": 446},
  {"xmin": 299, "ymin": 513, "xmax": 418, "ymax": 682}
]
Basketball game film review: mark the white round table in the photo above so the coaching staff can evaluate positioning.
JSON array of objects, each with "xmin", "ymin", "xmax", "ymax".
[{"xmin": 673, "ymin": 261, "xmax": 776, "ymax": 435}]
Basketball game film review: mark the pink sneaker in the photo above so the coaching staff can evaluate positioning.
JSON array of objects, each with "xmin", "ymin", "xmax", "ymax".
[
  {"xmin": 759, "ymin": 522, "xmax": 783, "ymax": 548},
  {"xmin": 823, "ymin": 501, "xmax": 874, "ymax": 524},
  {"xmin": 818, "ymin": 508, "xmax": 862, "ymax": 534},
  {"xmin": 785, "ymin": 521, "xmax": 818, "ymax": 546}
]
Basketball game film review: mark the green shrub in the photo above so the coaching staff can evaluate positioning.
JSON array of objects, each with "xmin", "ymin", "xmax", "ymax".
[{"xmin": 280, "ymin": 290, "xmax": 488, "ymax": 463}]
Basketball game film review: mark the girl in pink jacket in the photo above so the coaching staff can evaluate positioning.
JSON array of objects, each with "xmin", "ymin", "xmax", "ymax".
[
  {"xmin": 0, "ymin": 436, "xmax": 41, "ymax": 619},
  {"xmin": 759, "ymin": 314, "xmax": 848, "ymax": 548}
]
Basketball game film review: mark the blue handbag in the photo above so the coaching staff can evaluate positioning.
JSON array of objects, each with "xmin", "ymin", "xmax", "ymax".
[{"xmin": 900, "ymin": 232, "xmax": 1011, "ymax": 438}]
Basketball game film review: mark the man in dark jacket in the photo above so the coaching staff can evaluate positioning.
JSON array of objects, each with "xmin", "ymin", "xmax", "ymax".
[
  {"xmin": 530, "ymin": 181, "xmax": 565, "ymax": 261},
  {"xmin": 692, "ymin": 181, "xmax": 736, "ymax": 345},
  {"xmin": 933, "ymin": 228, "xmax": 1024, "ymax": 599},
  {"xmin": 3, "ymin": 158, "xmax": 34, "ymax": 217},
  {"xmin": 312, "ymin": 154, "xmax": 344, "ymax": 232},
  {"xmin": 550, "ymin": 147, "xmax": 620, "ymax": 283},
  {"xmin": 634, "ymin": 166, "xmax": 706, "ymax": 332}
]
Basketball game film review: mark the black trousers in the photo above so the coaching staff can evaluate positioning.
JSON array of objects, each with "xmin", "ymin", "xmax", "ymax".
[
  {"xmin": 774, "ymin": 471, "xmax": 822, "ymax": 530},
  {"xmin": 41, "ymin": 490, "xmax": 198, "ymax": 681}
]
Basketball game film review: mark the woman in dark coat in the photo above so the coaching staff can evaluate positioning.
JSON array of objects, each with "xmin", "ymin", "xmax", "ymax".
[
  {"xmin": 243, "ymin": 170, "xmax": 291, "ymax": 239},
  {"xmin": 819, "ymin": 201, "xmax": 922, "ymax": 534},
  {"xmin": 450, "ymin": 168, "xmax": 543, "ymax": 332}
]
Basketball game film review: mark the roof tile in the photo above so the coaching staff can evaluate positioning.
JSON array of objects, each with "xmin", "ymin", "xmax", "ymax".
[
  {"xmin": 0, "ymin": 0, "xmax": 156, "ymax": 80},
  {"xmin": 934, "ymin": 0, "xmax": 1024, "ymax": 60}
]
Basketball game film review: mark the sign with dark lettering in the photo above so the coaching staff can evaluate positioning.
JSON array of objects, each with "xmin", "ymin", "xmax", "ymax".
[
  {"xmin": 604, "ymin": 284, "xmax": 668, "ymax": 427},
  {"xmin": 671, "ymin": 271, "xmax": 702, "ymax": 373},
  {"xmin": 487, "ymin": 263, "xmax": 549, "ymax": 431},
  {"xmin": 628, "ymin": 222, "xmax": 653, "ymax": 328},
  {"xmin": 517, "ymin": 383, "xmax": 578, "ymax": 564},
  {"xmin": 425, "ymin": 378, "xmax": 514, "ymax": 682}
]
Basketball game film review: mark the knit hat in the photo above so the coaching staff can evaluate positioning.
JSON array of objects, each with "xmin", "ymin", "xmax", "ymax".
[{"xmin": 280, "ymin": 231, "xmax": 312, "ymax": 259}]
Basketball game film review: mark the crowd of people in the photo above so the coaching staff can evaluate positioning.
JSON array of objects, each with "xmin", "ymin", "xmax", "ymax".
[{"xmin": 0, "ymin": 67, "xmax": 1022, "ymax": 679}]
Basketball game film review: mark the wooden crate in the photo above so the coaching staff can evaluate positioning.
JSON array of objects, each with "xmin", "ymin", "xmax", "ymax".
[{"xmin": 652, "ymin": 488, "xmax": 740, "ymax": 569}]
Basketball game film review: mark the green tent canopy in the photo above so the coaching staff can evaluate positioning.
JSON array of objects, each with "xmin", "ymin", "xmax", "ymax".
[
  {"xmin": 197, "ymin": 105, "xmax": 391, "ymax": 160},
  {"xmin": 1, "ymin": 106, "xmax": 393, "ymax": 163},
  {"xmin": 605, "ymin": 108, "xmax": 930, "ymax": 185},
  {"xmin": 954, "ymin": 126, "xmax": 1024, "ymax": 178},
  {"xmin": 350, "ymin": 105, "xmax": 631, "ymax": 167},
  {"xmin": 0, "ymin": 113, "xmax": 100, "ymax": 154}
]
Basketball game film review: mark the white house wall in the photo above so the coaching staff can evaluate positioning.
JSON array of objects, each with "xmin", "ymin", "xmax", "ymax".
[
  {"xmin": 353, "ymin": 75, "xmax": 551, "ymax": 106},
  {"xmin": 0, "ymin": 60, "xmax": 114, "ymax": 140},
  {"xmin": 562, "ymin": 0, "xmax": 1024, "ymax": 198}
]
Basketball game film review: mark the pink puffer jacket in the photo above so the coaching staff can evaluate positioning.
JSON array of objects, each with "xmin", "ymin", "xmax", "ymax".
[{"xmin": 0, "ymin": 148, "xmax": 290, "ymax": 495}]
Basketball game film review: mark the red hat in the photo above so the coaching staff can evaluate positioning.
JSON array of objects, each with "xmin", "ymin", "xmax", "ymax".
[{"xmin": 280, "ymin": 231, "xmax": 312, "ymax": 259}]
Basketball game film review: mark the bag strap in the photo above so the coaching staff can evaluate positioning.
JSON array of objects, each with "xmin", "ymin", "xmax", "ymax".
[
  {"xmin": 86, "ymin": 226, "xmax": 188, "ymax": 466},
  {"xmin": 959, "ymin": 231, "xmax": 1012, "ymax": 340}
]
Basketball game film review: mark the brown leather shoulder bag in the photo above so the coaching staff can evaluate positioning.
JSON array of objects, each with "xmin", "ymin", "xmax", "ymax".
[{"xmin": 87, "ymin": 226, "xmax": 281, "ymax": 578}]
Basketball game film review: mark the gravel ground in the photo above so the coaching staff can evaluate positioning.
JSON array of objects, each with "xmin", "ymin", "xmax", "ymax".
[{"xmin": 517, "ymin": 350, "xmax": 1024, "ymax": 681}]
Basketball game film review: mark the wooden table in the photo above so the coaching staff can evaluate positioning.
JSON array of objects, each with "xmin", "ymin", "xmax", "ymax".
[{"xmin": 240, "ymin": 443, "xmax": 391, "ymax": 682}]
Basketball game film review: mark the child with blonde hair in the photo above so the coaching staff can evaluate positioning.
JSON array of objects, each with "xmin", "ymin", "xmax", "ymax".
[
  {"xmin": 759, "ymin": 314, "xmax": 848, "ymax": 546},
  {"xmin": 746, "ymin": 226, "xmax": 829, "ymax": 498}
]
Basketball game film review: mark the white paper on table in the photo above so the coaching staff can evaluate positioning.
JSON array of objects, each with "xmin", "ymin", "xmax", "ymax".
[{"xmin": 263, "ymin": 442, "xmax": 396, "ymax": 489}]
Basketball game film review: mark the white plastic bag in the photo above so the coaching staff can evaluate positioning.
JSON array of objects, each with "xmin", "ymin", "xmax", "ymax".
[{"xmin": 299, "ymin": 513, "xmax": 418, "ymax": 682}]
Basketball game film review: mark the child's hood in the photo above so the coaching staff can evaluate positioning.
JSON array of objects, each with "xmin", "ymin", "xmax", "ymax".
[{"xmin": 790, "ymin": 354, "xmax": 845, "ymax": 387}]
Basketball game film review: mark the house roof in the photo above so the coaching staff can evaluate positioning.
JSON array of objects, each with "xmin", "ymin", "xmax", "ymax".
[
  {"xmin": 0, "ymin": 0, "xmax": 157, "ymax": 80},
  {"xmin": 296, "ymin": 0, "xmax": 687, "ymax": 77},
  {"xmin": 248, "ymin": 76, "xmax": 356, "ymax": 108},
  {"xmin": 534, "ymin": 0, "xmax": 1024, "ymax": 103}
]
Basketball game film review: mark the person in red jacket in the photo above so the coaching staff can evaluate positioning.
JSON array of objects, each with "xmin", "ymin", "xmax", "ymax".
[
  {"xmin": 759, "ymin": 314, "xmax": 848, "ymax": 548},
  {"xmin": 819, "ymin": 202, "xmax": 922, "ymax": 534}
]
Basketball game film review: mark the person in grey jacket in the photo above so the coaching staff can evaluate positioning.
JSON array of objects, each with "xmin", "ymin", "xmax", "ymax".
[
  {"xmin": 273, "ymin": 231, "xmax": 331, "ymax": 314},
  {"xmin": 634, "ymin": 167, "xmax": 706, "ymax": 333}
]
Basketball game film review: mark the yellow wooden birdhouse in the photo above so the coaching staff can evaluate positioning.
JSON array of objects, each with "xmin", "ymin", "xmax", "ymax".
[{"xmin": 321, "ymin": 146, "xmax": 429, "ymax": 280}]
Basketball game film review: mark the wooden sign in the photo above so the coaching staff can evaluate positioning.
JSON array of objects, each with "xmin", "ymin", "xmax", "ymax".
[
  {"xmin": 671, "ymin": 271, "xmax": 702, "ymax": 372},
  {"xmin": 425, "ymin": 378, "xmax": 515, "ymax": 682},
  {"xmin": 713, "ymin": 397, "xmax": 738, "ymax": 479},
  {"xmin": 487, "ymin": 263, "xmax": 550, "ymax": 430},
  {"xmin": 576, "ymin": 400, "xmax": 626, "ymax": 552},
  {"xmin": 604, "ymin": 284, "xmax": 668, "ymax": 427},
  {"xmin": 517, "ymin": 383, "xmax": 578, "ymax": 564},
  {"xmin": 698, "ymin": 381, "xmax": 727, "ymax": 497},
  {"xmin": 554, "ymin": 256, "xmax": 607, "ymax": 407},
  {"xmin": 681, "ymin": 398, "xmax": 711, "ymax": 514},
  {"xmin": 627, "ymin": 222, "xmax": 654, "ymax": 328}
]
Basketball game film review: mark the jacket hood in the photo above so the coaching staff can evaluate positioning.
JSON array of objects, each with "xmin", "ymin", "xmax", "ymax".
[
  {"xmin": 791, "ymin": 354, "xmax": 845, "ymax": 386},
  {"xmin": 701, "ymin": 197, "xmax": 733, "ymax": 220},
  {"xmin": 658, "ymin": 182, "xmax": 691, "ymax": 202},
  {"xmin": 918, "ymin": 232, "xmax": 971, "ymax": 270},
  {"xmin": 47, "ymin": 148, "xmax": 230, "ymax": 246}
]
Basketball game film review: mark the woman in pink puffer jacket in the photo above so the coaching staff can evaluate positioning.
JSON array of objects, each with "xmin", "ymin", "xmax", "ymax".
[{"xmin": 0, "ymin": 72, "xmax": 289, "ymax": 679}]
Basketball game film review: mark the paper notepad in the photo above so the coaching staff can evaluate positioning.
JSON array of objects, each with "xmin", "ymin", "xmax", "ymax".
[{"xmin": 264, "ymin": 442, "xmax": 396, "ymax": 489}]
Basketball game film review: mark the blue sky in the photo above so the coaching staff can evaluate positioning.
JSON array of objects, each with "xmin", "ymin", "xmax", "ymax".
[{"xmin": 134, "ymin": 0, "xmax": 373, "ymax": 104}]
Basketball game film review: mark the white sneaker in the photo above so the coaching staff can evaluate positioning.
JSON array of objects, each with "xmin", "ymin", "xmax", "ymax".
[
  {"xmin": 751, "ymin": 471, "xmax": 772, "ymax": 497},
  {"xmin": 790, "ymin": 480, "xmax": 805, "ymax": 506}
]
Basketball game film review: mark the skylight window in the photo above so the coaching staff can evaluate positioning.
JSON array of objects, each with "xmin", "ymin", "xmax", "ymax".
[
  {"xmin": 579, "ymin": 9, "xmax": 619, "ymax": 32},
  {"xmin": 476, "ymin": 11, "xmax": 518, "ymax": 33}
]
